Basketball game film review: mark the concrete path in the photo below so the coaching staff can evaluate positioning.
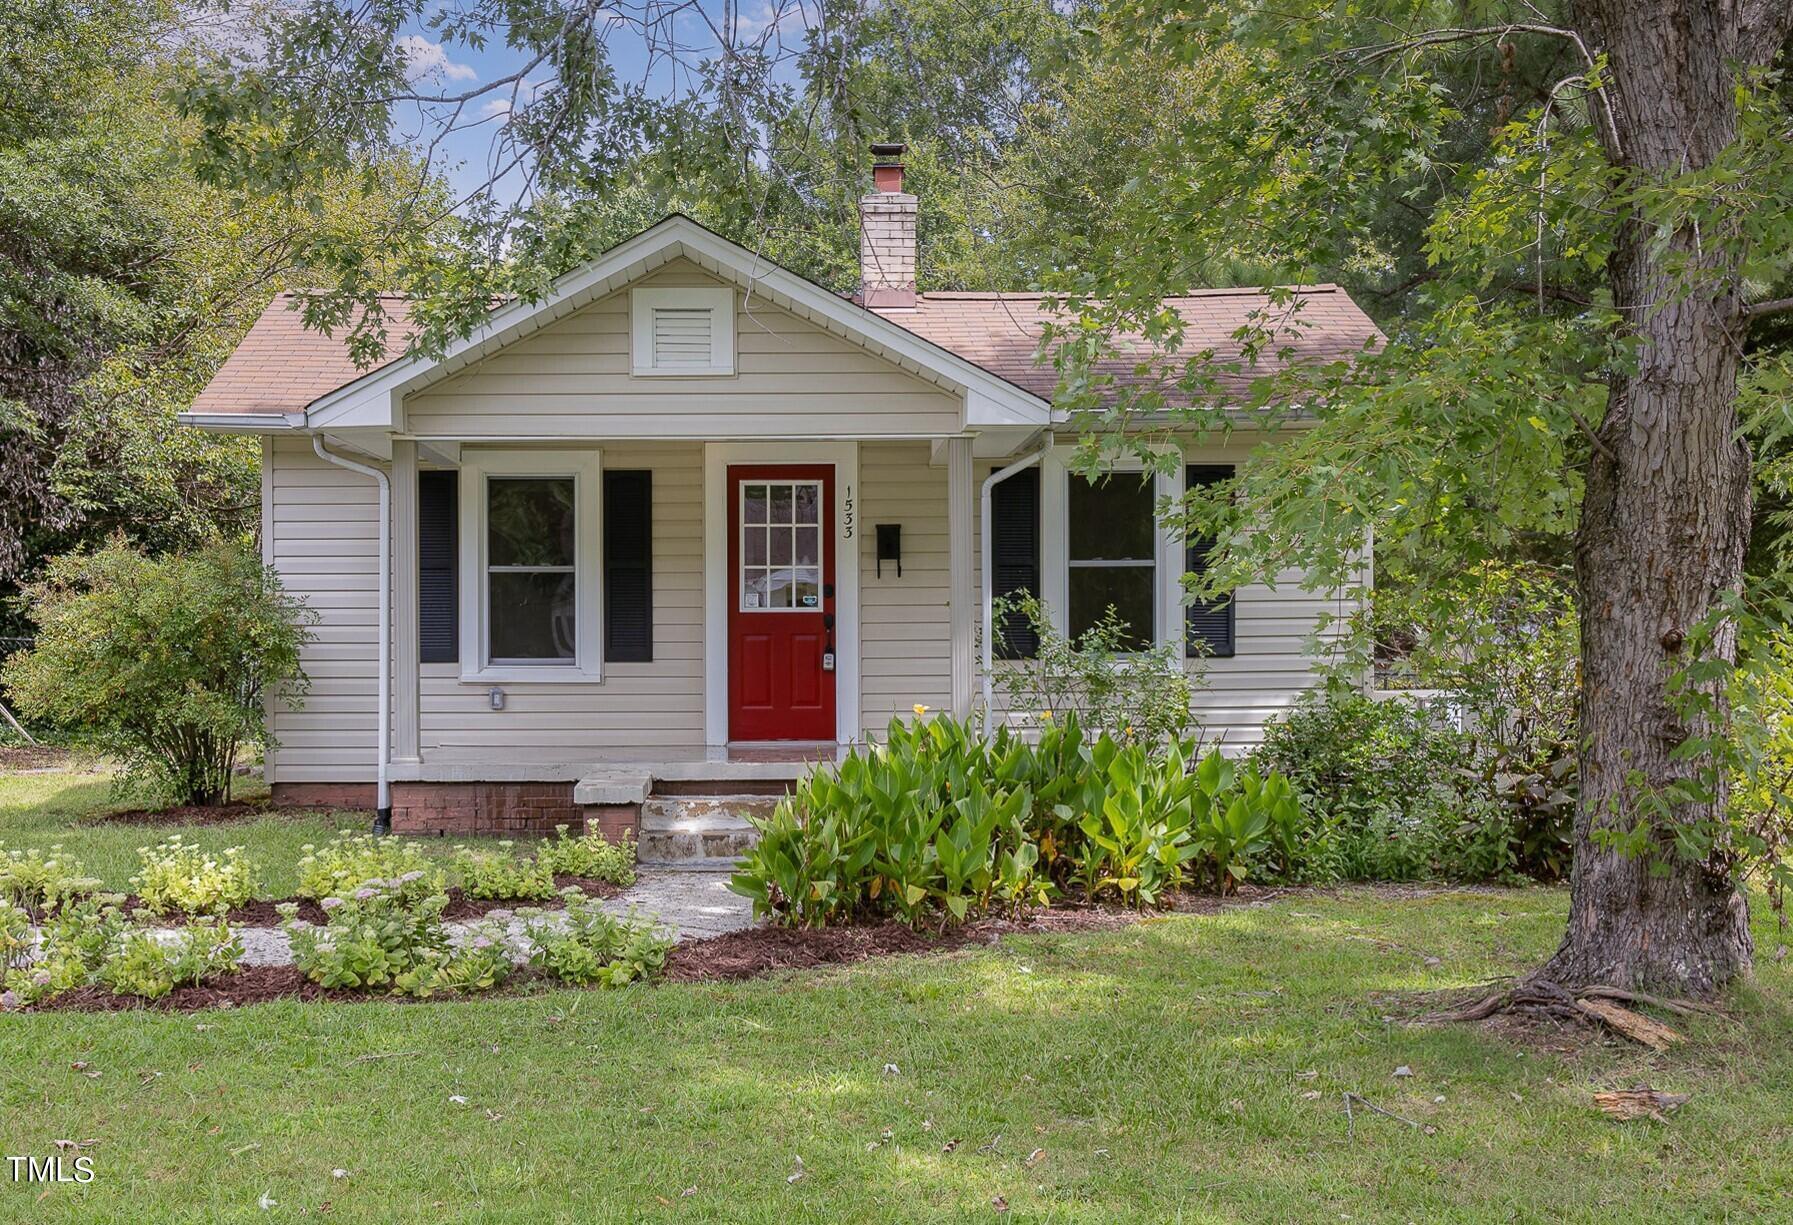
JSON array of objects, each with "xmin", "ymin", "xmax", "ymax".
[{"xmin": 38, "ymin": 869, "xmax": 757, "ymax": 969}]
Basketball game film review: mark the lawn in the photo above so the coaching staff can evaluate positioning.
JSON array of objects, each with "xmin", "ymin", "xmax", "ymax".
[
  {"xmin": 0, "ymin": 761, "xmax": 493, "ymax": 897},
  {"xmin": 4, "ymin": 767, "xmax": 1792, "ymax": 1222}
]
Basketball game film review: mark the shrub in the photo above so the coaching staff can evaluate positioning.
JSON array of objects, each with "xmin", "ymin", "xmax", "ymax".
[
  {"xmin": 1, "ymin": 538, "xmax": 316, "ymax": 805},
  {"xmin": 731, "ymin": 712, "xmax": 1305, "ymax": 926},
  {"xmin": 131, "ymin": 836, "xmax": 259, "ymax": 915},
  {"xmin": 296, "ymin": 832, "xmax": 446, "ymax": 905},
  {"xmin": 452, "ymin": 842, "xmax": 557, "ymax": 900},
  {"xmin": 535, "ymin": 825, "xmax": 636, "ymax": 886},
  {"xmin": 280, "ymin": 881, "xmax": 454, "ymax": 991},
  {"xmin": 98, "ymin": 919, "xmax": 243, "ymax": 999},
  {"xmin": 522, "ymin": 892, "xmax": 670, "ymax": 986},
  {"xmin": 0, "ymin": 843, "xmax": 102, "ymax": 921},
  {"xmin": 989, "ymin": 593, "xmax": 1199, "ymax": 744}
]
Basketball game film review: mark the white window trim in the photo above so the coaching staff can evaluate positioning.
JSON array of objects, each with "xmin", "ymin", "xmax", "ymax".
[
  {"xmin": 1041, "ymin": 446, "xmax": 1183, "ymax": 653},
  {"xmin": 458, "ymin": 448, "xmax": 603, "ymax": 683},
  {"xmin": 631, "ymin": 286, "xmax": 736, "ymax": 377}
]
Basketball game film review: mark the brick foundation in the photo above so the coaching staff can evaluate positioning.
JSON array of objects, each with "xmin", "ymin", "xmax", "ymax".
[
  {"xmin": 582, "ymin": 802, "xmax": 642, "ymax": 843},
  {"xmin": 271, "ymin": 782, "xmax": 378, "ymax": 810},
  {"xmin": 390, "ymin": 782, "xmax": 584, "ymax": 837}
]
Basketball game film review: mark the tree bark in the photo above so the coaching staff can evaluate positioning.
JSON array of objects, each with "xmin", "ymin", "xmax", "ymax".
[{"xmin": 1547, "ymin": 1, "xmax": 1790, "ymax": 996}]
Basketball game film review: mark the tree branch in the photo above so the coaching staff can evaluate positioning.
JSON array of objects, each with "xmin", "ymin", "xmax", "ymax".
[{"xmin": 1743, "ymin": 297, "xmax": 1793, "ymax": 322}]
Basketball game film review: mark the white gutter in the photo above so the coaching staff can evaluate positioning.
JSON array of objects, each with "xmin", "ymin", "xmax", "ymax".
[
  {"xmin": 176, "ymin": 411, "xmax": 304, "ymax": 432},
  {"xmin": 311, "ymin": 435, "xmax": 394, "ymax": 832},
  {"xmin": 980, "ymin": 444, "xmax": 1051, "ymax": 730}
]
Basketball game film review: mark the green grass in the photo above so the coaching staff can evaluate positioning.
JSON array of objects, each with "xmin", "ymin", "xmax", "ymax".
[
  {"xmin": 0, "ymin": 766, "xmax": 492, "ymax": 896},
  {"xmin": 4, "ymin": 769, "xmax": 1792, "ymax": 1221}
]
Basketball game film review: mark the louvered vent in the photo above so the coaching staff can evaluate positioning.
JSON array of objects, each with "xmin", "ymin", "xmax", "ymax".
[{"xmin": 651, "ymin": 307, "xmax": 714, "ymax": 369}]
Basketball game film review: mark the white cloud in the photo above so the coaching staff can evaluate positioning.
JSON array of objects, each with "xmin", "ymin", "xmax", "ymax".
[{"xmin": 398, "ymin": 35, "xmax": 478, "ymax": 84}]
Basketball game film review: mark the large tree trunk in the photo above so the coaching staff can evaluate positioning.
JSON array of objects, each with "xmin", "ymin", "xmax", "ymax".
[{"xmin": 1546, "ymin": 1, "xmax": 1789, "ymax": 995}]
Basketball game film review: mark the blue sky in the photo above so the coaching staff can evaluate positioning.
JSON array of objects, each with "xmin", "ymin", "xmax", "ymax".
[{"xmin": 393, "ymin": 1, "xmax": 817, "ymax": 205}]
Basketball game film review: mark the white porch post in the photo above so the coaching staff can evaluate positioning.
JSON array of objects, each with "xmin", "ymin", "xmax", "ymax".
[
  {"xmin": 947, "ymin": 437, "xmax": 975, "ymax": 721},
  {"xmin": 391, "ymin": 439, "xmax": 421, "ymax": 763}
]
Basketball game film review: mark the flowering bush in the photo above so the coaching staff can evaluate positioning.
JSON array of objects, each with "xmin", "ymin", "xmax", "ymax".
[
  {"xmin": 296, "ymin": 832, "xmax": 445, "ymax": 905},
  {"xmin": 280, "ymin": 880, "xmax": 453, "ymax": 991},
  {"xmin": 395, "ymin": 917, "xmax": 518, "ymax": 998},
  {"xmin": 453, "ymin": 842, "xmax": 556, "ymax": 900},
  {"xmin": 521, "ymin": 892, "xmax": 669, "ymax": 986},
  {"xmin": 97, "ymin": 919, "xmax": 243, "ymax": 999},
  {"xmin": 131, "ymin": 836, "xmax": 259, "ymax": 915},
  {"xmin": 0, "ymin": 843, "xmax": 102, "ymax": 920},
  {"xmin": 2, "ymin": 894, "xmax": 135, "ymax": 1008},
  {"xmin": 535, "ymin": 825, "xmax": 636, "ymax": 886}
]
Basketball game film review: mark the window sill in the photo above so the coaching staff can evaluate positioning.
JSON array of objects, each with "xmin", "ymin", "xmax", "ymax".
[{"xmin": 458, "ymin": 665, "xmax": 604, "ymax": 685}]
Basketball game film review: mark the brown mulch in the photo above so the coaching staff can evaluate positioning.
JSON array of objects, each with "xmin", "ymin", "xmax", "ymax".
[
  {"xmin": 661, "ymin": 905, "xmax": 1152, "ymax": 983},
  {"xmin": 0, "ymin": 745, "xmax": 89, "ymax": 771},
  {"xmin": 93, "ymin": 801, "xmax": 276, "ymax": 826},
  {"xmin": 106, "ymin": 875, "xmax": 625, "ymax": 926}
]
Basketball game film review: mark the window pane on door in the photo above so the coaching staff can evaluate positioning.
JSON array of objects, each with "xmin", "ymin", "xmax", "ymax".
[
  {"xmin": 488, "ymin": 478, "xmax": 575, "ymax": 566},
  {"xmin": 1068, "ymin": 565, "xmax": 1155, "ymax": 649},
  {"xmin": 1068, "ymin": 478, "xmax": 1155, "ymax": 561},
  {"xmin": 489, "ymin": 571, "xmax": 576, "ymax": 660}
]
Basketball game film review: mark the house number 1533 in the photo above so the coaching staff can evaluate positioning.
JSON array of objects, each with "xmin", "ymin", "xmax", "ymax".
[{"xmin": 841, "ymin": 485, "xmax": 855, "ymax": 539}]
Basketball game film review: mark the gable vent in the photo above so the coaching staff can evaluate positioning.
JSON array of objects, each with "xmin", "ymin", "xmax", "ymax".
[{"xmin": 651, "ymin": 307, "xmax": 714, "ymax": 368}]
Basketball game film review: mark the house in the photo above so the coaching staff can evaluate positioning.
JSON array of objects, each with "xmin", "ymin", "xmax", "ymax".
[{"xmin": 179, "ymin": 145, "xmax": 1380, "ymax": 841}]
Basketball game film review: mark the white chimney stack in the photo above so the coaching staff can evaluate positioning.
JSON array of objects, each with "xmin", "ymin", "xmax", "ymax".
[{"xmin": 859, "ymin": 142, "xmax": 916, "ymax": 309}]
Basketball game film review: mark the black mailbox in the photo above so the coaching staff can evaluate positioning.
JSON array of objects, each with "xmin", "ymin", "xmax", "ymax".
[{"xmin": 875, "ymin": 523, "xmax": 902, "ymax": 578}]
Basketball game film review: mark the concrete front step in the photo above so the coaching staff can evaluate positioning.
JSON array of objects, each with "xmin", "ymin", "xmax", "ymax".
[{"xmin": 636, "ymin": 794, "xmax": 779, "ymax": 867}]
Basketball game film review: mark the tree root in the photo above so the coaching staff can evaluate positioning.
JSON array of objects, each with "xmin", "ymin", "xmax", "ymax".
[{"xmin": 1418, "ymin": 975, "xmax": 1721, "ymax": 1047}]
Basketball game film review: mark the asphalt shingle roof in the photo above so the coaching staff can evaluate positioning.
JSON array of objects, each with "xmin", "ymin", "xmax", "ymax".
[{"xmin": 189, "ymin": 285, "xmax": 1380, "ymax": 416}]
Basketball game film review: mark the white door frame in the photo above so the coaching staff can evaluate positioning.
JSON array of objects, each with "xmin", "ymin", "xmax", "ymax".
[{"xmin": 704, "ymin": 441, "xmax": 860, "ymax": 746}]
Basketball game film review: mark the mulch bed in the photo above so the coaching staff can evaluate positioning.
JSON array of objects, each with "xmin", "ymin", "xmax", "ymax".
[
  {"xmin": 107, "ymin": 875, "xmax": 625, "ymax": 926},
  {"xmin": 93, "ymin": 801, "xmax": 278, "ymax": 826},
  {"xmin": 26, "ymin": 901, "xmax": 1173, "ymax": 1013},
  {"xmin": 660, "ymin": 902, "xmax": 1199, "ymax": 982}
]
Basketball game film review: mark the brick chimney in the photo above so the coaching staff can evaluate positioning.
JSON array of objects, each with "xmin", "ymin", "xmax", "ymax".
[{"xmin": 859, "ymin": 142, "xmax": 916, "ymax": 309}]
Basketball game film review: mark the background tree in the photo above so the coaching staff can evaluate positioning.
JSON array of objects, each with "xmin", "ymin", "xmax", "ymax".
[
  {"xmin": 0, "ymin": 0, "xmax": 428, "ymax": 637},
  {"xmin": 1039, "ymin": 0, "xmax": 1793, "ymax": 996}
]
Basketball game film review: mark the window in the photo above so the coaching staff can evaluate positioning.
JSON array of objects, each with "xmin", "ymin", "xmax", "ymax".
[
  {"xmin": 1066, "ymin": 476, "xmax": 1157, "ymax": 650},
  {"xmin": 486, "ymin": 477, "xmax": 576, "ymax": 663},
  {"xmin": 739, "ymin": 480, "xmax": 823, "ymax": 610},
  {"xmin": 631, "ymin": 287, "xmax": 735, "ymax": 375},
  {"xmin": 458, "ymin": 449, "xmax": 602, "ymax": 682}
]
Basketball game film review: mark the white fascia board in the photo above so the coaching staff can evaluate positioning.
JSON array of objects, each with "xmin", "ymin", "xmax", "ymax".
[
  {"xmin": 175, "ymin": 411, "xmax": 305, "ymax": 433},
  {"xmin": 302, "ymin": 214, "xmax": 1052, "ymax": 434}
]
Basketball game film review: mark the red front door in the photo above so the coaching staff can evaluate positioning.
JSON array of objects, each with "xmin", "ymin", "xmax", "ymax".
[{"xmin": 728, "ymin": 464, "xmax": 836, "ymax": 741}]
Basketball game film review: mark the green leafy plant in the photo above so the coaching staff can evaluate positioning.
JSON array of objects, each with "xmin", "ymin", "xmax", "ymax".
[
  {"xmin": 989, "ymin": 593, "xmax": 1200, "ymax": 745},
  {"xmin": 1, "ymin": 538, "xmax": 317, "ymax": 805},
  {"xmin": 98, "ymin": 918, "xmax": 243, "ymax": 1000},
  {"xmin": 452, "ymin": 842, "xmax": 557, "ymax": 900},
  {"xmin": 296, "ymin": 832, "xmax": 446, "ymax": 905},
  {"xmin": 521, "ymin": 892, "xmax": 670, "ymax": 986},
  {"xmin": 280, "ymin": 880, "xmax": 453, "ymax": 991},
  {"xmin": 394, "ymin": 918, "xmax": 518, "ymax": 998},
  {"xmin": 131, "ymin": 836, "xmax": 259, "ymax": 915},
  {"xmin": 535, "ymin": 825, "xmax": 636, "ymax": 886},
  {"xmin": 0, "ymin": 843, "xmax": 102, "ymax": 921}
]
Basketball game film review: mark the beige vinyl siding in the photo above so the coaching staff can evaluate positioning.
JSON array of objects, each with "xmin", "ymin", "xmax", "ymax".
[
  {"xmin": 265, "ymin": 436, "xmax": 380, "ymax": 783},
  {"xmin": 405, "ymin": 260, "xmax": 962, "ymax": 439},
  {"xmin": 859, "ymin": 441, "xmax": 952, "ymax": 733},
  {"xmin": 972, "ymin": 438, "xmax": 1357, "ymax": 751},
  {"xmin": 418, "ymin": 441, "xmax": 705, "ymax": 762}
]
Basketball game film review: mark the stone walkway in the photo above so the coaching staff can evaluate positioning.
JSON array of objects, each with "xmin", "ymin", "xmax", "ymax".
[{"xmin": 108, "ymin": 869, "xmax": 754, "ymax": 969}]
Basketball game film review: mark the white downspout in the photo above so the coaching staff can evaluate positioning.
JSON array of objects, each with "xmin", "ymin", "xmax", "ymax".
[
  {"xmin": 980, "ymin": 444, "xmax": 1050, "ymax": 731},
  {"xmin": 312, "ymin": 435, "xmax": 393, "ymax": 833}
]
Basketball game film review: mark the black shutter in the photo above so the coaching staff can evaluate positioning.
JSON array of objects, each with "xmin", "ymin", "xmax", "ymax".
[
  {"xmin": 990, "ymin": 465, "xmax": 1040, "ymax": 660},
  {"xmin": 604, "ymin": 470, "xmax": 653, "ymax": 663},
  {"xmin": 418, "ymin": 470, "xmax": 458, "ymax": 664},
  {"xmin": 1185, "ymin": 464, "xmax": 1235, "ymax": 658}
]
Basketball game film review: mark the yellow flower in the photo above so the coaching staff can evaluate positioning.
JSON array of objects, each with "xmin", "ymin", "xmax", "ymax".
[
  {"xmin": 913, "ymin": 704, "xmax": 930, "ymax": 718},
  {"xmin": 1039, "ymin": 711, "xmax": 1053, "ymax": 721}
]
